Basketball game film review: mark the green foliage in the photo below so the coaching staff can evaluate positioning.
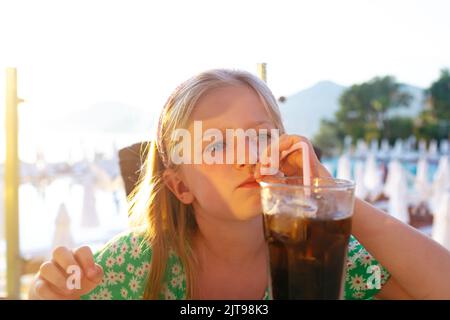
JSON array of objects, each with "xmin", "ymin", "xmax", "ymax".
[
  {"xmin": 314, "ymin": 76, "xmax": 413, "ymax": 153},
  {"xmin": 416, "ymin": 69, "xmax": 450, "ymax": 140},
  {"xmin": 313, "ymin": 70, "xmax": 449, "ymax": 155},
  {"xmin": 426, "ymin": 69, "xmax": 450, "ymax": 120},
  {"xmin": 312, "ymin": 119, "xmax": 342, "ymax": 157}
]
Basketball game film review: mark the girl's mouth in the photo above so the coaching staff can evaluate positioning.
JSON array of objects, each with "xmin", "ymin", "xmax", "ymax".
[{"xmin": 238, "ymin": 180, "xmax": 260, "ymax": 188}]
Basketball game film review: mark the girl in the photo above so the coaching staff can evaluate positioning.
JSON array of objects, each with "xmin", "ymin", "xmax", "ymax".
[{"xmin": 29, "ymin": 69, "xmax": 450, "ymax": 300}]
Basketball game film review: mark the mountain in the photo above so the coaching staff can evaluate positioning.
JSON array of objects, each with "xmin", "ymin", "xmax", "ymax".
[
  {"xmin": 278, "ymin": 81, "xmax": 346, "ymax": 138},
  {"xmin": 278, "ymin": 81, "xmax": 425, "ymax": 139}
]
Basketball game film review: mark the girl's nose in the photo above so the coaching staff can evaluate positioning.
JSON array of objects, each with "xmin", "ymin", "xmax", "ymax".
[{"xmin": 233, "ymin": 138, "xmax": 259, "ymax": 170}]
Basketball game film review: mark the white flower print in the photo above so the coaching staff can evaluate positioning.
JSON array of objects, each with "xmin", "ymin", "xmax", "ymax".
[
  {"xmin": 126, "ymin": 263, "xmax": 135, "ymax": 274},
  {"xmin": 99, "ymin": 288, "xmax": 112, "ymax": 300},
  {"xmin": 129, "ymin": 277, "xmax": 141, "ymax": 293},
  {"xmin": 106, "ymin": 270, "xmax": 117, "ymax": 285},
  {"xmin": 380, "ymin": 268, "xmax": 389, "ymax": 284},
  {"xmin": 105, "ymin": 256, "xmax": 115, "ymax": 268},
  {"xmin": 130, "ymin": 245, "xmax": 142, "ymax": 259},
  {"xmin": 359, "ymin": 251, "xmax": 374, "ymax": 267},
  {"xmin": 348, "ymin": 239, "xmax": 359, "ymax": 251},
  {"xmin": 121, "ymin": 288, "xmax": 128, "ymax": 299},
  {"xmin": 346, "ymin": 258, "xmax": 356, "ymax": 271},
  {"xmin": 170, "ymin": 275, "xmax": 183, "ymax": 289},
  {"xmin": 90, "ymin": 293, "xmax": 100, "ymax": 300},
  {"xmin": 115, "ymin": 254, "xmax": 125, "ymax": 266},
  {"xmin": 116, "ymin": 272, "xmax": 126, "ymax": 283},
  {"xmin": 109, "ymin": 242, "xmax": 119, "ymax": 254},
  {"xmin": 162, "ymin": 284, "xmax": 176, "ymax": 300},
  {"xmin": 121, "ymin": 243, "xmax": 128, "ymax": 255},
  {"xmin": 352, "ymin": 291, "xmax": 365, "ymax": 299},
  {"xmin": 135, "ymin": 266, "xmax": 145, "ymax": 278},
  {"xmin": 131, "ymin": 235, "xmax": 138, "ymax": 245},
  {"xmin": 171, "ymin": 263, "xmax": 181, "ymax": 275},
  {"xmin": 99, "ymin": 277, "xmax": 108, "ymax": 287},
  {"xmin": 350, "ymin": 275, "xmax": 366, "ymax": 291},
  {"xmin": 142, "ymin": 262, "xmax": 150, "ymax": 272}
]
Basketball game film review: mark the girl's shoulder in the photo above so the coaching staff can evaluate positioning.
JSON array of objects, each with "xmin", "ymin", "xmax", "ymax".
[
  {"xmin": 94, "ymin": 227, "xmax": 152, "ymax": 262},
  {"xmin": 81, "ymin": 228, "xmax": 152, "ymax": 300}
]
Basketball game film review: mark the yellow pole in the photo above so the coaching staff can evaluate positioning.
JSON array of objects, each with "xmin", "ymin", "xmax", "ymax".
[
  {"xmin": 5, "ymin": 68, "xmax": 24, "ymax": 299},
  {"xmin": 257, "ymin": 63, "xmax": 267, "ymax": 83}
]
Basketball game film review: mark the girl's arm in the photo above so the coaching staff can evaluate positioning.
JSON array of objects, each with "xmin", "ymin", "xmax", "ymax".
[{"xmin": 352, "ymin": 198, "xmax": 450, "ymax": 299}]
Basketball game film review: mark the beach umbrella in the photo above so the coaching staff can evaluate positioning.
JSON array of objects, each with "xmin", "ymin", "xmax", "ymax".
[
  {"xmin": 52, "ymin": 202, "xmax": 75, "ymax": 250},
  {"xmin": 414, "ymin": 157, "xmax": 431, "ymax": 203},
  {"xmin": 384, "ymin": 160, "xmax": 409, "ymax": 223},
  {"xmin": 354, "ymin": 161, "xmax": 368, "ymax": 200},
  {"xmin": 392, "ymin": 139, "xmax": 403, "ymax": 159},
  {"xmin": 430, "ymin": 155, "xmax": 450, "ymax": 214},
  {"xmin": 379, "ymin": 139, "xmax": 390, "ymax": 160},
  {"xmin": 337, "ymin": 153, "xmax": 352, "ymax": 181},
  {"xmin": 440, "ymin": 139, "xmax": 449, "ymax": 155},
  {"xmin": 363, "ymin": 153, "xmax": 384, "ymax": 201},
  {"xmin": 431, "ymin": 190, "xmax": 450, "ymax": 250},
  {"xmin": 370, "ymin": 139, "xmax": 379, "ymax": 155},
  {"xmin": 355, "ymin": 139, "xmax": 368, "ymax": 158},
  {"xmin": 428, "ymin": 140, "xmax": 439, "ymax": 161},
  {"xmin": 80, "ymin": 167, "xmax": 100, "ymax": 228},
  {"xmin": 418, "ymin": 139, "xmax": 427, "ymax": 156}
]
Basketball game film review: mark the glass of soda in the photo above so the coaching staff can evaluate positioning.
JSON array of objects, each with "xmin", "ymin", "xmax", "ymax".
[{"xmin": 260, "ymin": 176, "xmax": 355, "ymax": 300}]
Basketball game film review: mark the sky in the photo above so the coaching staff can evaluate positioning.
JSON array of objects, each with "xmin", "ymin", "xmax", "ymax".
[{"xmin": 0, "ymin": 0, "xmax": 449, "ymax": 161}]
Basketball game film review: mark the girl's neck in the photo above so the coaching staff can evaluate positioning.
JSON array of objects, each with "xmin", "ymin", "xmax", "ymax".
[{"xmin": 192, "ymin": 213, "xmax": 267, "ymax": 266}]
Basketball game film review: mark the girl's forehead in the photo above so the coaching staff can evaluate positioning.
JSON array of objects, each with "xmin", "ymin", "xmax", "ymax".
[{"xmin": 188, "ymin": 85, "xmax": 274, "ymax": 127}]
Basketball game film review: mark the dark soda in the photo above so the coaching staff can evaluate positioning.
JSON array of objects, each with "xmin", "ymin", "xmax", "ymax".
[{"xmin": 264, "ymin": 213, "xmax": 352, "ymax": 299}]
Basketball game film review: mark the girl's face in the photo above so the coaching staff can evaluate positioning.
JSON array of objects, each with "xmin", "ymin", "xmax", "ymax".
[{"xmin": 176, "ymin": 85, "xmax": 278, "ymax": 221}]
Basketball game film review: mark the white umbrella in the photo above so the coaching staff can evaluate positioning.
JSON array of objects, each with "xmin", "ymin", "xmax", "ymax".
[
  {"xmin": 81, "ymin": 165, "xmax": 100, "ymax": 228},
  {"xmin": 379, "ymin": 139, "xmax": 390, "ymax": 160},
  {"xmin": 370, "ymin": 139, "xmax": 379, "ymax": 155},
  {"xmin": 428, "ymin": 140, "xmax": 439, "ymax": 161},
  {"xmin": 364, "ymin": 153, "xmax": 384, "ymax": 202},
  {"xmin": 392, "ymin": 139, "xmax": 403, "ymax": 159},
  {"xmin": 354, "ymin": 161, "xmax": 368, "ymax": 200},
  {"xmin": 337, "ymin": 153, "xmax": 352, "ymax": 181},
  {"xmin": 431, "ymin": 155, "xmax": 450, "ymax": 214},
  {"xmin": 52, "ymin": 202, "xmax": 75, "ymax": 250},
  {"xmin": 440, "ymin": 139, "xmax": 449, "ymax": 155},
  {"xmin": 431, "ymin": 190, "xmax": 450, "ymax": 250},
  {"xmin": 384, "ymin": 160, "xmax": 409, "ymax": 223},
  {"xmin": 414, "ymin": 157, "xmax": 431, "ymax": 203},
  {"xmin": 355, "ymin": 139, "xmax": 368, "ymax": 158}
]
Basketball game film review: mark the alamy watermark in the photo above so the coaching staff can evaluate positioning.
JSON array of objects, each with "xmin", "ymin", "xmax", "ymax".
[{"xmin": 169, "ymin": 121, "xmax": 280, "ymax": 175}]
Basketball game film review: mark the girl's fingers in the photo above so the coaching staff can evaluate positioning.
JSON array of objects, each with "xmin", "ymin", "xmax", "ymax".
[
  {"xmin": 38, "ymin": 261, "xmax": 73, "ymax": 295},
  {"xmin": 33, "ymin": 278, "xmax": 71, "ymax": 300},
  {"xmin": 73, "ymin": 246, "xmax": 101, "ymax": 282},
  {"xmin": 259, "ymin": 134, "xmax": 320, "ymax": 177},
  {"xmin": 52, "ymin": 246, "xmax": 81, "ymax": 276}
]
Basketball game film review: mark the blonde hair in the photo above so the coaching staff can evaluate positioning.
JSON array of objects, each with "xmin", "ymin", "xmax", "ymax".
[{"xmin": 128, "ymin": 69, "xmax": 285, "ymax": 299}]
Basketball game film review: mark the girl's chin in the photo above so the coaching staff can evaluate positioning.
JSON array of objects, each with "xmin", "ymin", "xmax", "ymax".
[{"xmin": 233, "ymin": 208, "xmax": 263, "ymax": 221}]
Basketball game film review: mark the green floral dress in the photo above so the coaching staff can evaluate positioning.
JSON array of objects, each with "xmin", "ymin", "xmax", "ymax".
[{"xmin": 81, "ymin": 229, "xmax": 390, "ymax": 300}]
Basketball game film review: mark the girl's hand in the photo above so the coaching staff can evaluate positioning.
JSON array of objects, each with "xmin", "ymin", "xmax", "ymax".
[
  {"xmin": 29, "ymin": 246, "xmax": 103, "ymax": 300},
  {"xmin": 255, "ymin": 134, "xmax": 332, "ymax": 180}
]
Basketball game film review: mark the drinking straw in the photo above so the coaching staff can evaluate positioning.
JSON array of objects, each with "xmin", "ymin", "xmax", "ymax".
[{"xmin": 281, "ymin": 141, "xmax": 311, "ymax": 187}]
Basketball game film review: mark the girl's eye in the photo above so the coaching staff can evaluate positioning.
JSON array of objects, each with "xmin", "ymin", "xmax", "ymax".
[
  {"xmin": 258, "ymin": 134, "xmax": 271, "ymax": 143},
  {"xmin": 206, "ymin": 141, "xmax": 226, "ymax": 153}
]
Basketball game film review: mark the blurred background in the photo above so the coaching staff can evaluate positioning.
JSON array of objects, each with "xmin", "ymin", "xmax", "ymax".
[{"xmin": 1, "ymin": 0, "xmax": 449, "ymax": 299}]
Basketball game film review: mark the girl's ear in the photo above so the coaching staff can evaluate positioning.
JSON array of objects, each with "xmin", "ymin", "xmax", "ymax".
[{"xmin": 162, "ymin": 168, "xmax": 195, "ymax": 205}]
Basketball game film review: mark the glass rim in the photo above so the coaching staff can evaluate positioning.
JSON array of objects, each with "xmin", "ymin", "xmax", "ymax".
[{"xmin": 259, "ymin": 176, "xmax": 355, "ymax": 190}]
